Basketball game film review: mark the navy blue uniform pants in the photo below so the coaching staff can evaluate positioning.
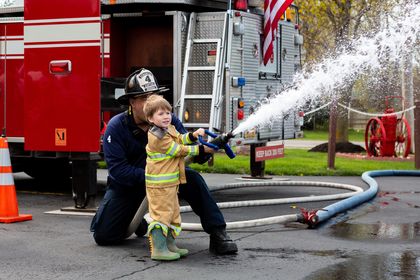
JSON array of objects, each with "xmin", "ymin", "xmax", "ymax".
[{"xmin": 91, "ymin": 169, "xmax": 226, "ymax": 245}]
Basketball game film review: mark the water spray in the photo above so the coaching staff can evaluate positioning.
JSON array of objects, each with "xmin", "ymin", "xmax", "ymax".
[{"xmin": 232, "ymin": 1, "xmax": 420, "ymax": 136}]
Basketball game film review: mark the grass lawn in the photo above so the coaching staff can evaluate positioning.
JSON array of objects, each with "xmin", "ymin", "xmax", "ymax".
[
  {"xmin": 302, "ymin": 129, "xmax": 365, "ymax": 142},
  {"xmin": 189, "ymin": 149, "xmax": 415, "ymax": 176},
  {"xmin": 97, "ymin": 131, "xmax": 415, "ymax": 176}
]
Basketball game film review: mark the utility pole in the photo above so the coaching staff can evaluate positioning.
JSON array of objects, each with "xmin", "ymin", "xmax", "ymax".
[
  {"xmin": 401, "ymin": 53, "xmax": 415, "ymax": 153},
  {"xmin": 328, "ymin": 99, "xmax": 337, "ymax": 169},
  {"xmin": 415, "ymin": 101, "xmax": 420, "ymax": 169}
]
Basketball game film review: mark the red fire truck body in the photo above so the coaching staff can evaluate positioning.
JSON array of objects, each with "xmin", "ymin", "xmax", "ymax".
[
  {"xmin": 2, "ymin": 1, "xmax": 114, "ymax": 207},
  {"xmin": 24, "ymin": 2, "xmax": 102, "ymax": 152}
]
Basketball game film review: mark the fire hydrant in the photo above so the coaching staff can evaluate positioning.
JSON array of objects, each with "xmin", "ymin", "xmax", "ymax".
[{"xmin": 380, "ymin": 108, "xmax": 398, "ymax": 157}]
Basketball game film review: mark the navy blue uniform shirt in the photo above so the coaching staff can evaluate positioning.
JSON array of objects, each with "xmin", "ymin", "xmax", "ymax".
[{"xmin": 103, "ymin": 112, "xmax": 186, "ymax": 190}]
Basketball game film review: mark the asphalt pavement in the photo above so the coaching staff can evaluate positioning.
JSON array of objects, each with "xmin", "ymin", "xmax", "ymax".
[{"xmin": 2, "ymin": 170, "xmax": 420, "ymax": 280}]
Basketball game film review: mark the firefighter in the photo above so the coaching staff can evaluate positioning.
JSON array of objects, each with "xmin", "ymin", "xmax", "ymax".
[{"xmin": 90, "ymin": 68, "xmax": 238, "ymax": 255}]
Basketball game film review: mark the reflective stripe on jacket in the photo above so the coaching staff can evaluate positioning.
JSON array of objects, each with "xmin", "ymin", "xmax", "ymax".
[{"xmin": 145, "ymin": 124, "xmax": 199, "ymax": 187}]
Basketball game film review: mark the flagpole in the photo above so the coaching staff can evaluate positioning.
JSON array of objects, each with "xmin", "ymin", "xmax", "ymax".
[{"xmin": 227, "ymin": 0, "xmax": 233, "ymax": 18}]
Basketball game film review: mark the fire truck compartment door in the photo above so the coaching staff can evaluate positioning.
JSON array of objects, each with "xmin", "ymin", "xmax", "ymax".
[
  {"xmin": 0, "ymin": 21, "xmax": 24, "ymax": 138},
  {"xmin": 24, "ymin": 0, "xmax": 101, "ymax": 152}
]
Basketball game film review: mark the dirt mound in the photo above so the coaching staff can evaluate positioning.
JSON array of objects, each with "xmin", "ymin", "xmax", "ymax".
[{"xmin": 309, "ymin": 142, "xmax": 366, "ymax": 153}]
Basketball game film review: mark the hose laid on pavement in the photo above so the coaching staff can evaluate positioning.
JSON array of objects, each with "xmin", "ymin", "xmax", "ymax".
[
  {"xmin": 127, "ymin": 170, "xmax": 420, "ymax": 235},
  {"xmin": 127, "ymin": 180, "xmax": 363, "ymax": 235},
  {"xmin": 179, "ymin": 181, "xmax": 363, "ymax": 231},
  {"xmin": 315, "ymin": 170, "xmax": 420, "ymax": 225}
]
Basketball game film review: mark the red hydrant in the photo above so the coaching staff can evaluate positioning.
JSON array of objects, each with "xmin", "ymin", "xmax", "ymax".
[{"xmin": 380, "ymin": 108, "xmax": 398, "ymax": 156}]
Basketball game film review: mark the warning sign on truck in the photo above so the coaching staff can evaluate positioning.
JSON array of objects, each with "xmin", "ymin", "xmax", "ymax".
[{"xmin": 55, "ymin": 128, "xmax": 67, "ymax": 146}]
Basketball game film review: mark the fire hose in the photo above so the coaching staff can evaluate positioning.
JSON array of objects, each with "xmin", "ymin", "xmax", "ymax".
[
  {"xmin": 127, "ymin": 170, "xmax": 420, "ymax": 236},
  {"xmin": 315, "ymin": 170, "xmax": 420, "ymax": 224},
  {"xmin": 126, "ymin": 180, "xmax": 363, "ymax": 236},
  {"xmin": 126, "ymin": 128, "xmax": 420, "ymax": 236}
]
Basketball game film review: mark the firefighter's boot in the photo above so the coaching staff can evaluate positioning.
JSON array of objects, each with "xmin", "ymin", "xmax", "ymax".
[
  {"xmin": 148, "ymin": 224, "xmax": 180, "ymax": 261},
  {"xmin": 209, "ymin": 228, "xmax": 238, "ymax": 255},
  {"xmin": 167, "ymin": 230, "xmax": 188, "ymax": 257}
]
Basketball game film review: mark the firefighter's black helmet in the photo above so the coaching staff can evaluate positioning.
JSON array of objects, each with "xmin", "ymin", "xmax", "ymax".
[{"xmin": 118, "ymin": 68, "xmax": 168, "ymax": 105}]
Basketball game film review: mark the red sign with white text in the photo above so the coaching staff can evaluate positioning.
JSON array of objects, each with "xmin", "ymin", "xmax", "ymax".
[{"xmin": 255, "ymin": 144, "xmax": 284, "ymax": 162}]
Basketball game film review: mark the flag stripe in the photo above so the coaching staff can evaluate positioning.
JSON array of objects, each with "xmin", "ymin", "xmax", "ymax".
[
  {"xmin": 272, "ymin": 0, "xmax": 294, "ymax": 33},
  {"xmin": 263, "ymin": 0, "xmax": 272, "ymax": 65},
  {"xmin": 263, "ymin": 0, "xmax": 294, "ymax": 65}
]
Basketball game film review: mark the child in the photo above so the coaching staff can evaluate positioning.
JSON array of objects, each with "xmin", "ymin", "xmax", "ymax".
[{"xmin": 143, "ymin": 94, "xmax": 207, "ymax": 261}]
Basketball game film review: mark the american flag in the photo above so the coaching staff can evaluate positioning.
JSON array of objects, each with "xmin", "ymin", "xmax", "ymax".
[{"xmin": 263, "ymin": 0, "xmax": 294, "ymax": 65}]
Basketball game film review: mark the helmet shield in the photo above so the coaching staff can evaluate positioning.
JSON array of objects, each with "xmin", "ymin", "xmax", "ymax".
[{"xmin": 118, "ymin": 68, "xmax": 168, "ymax": 105}]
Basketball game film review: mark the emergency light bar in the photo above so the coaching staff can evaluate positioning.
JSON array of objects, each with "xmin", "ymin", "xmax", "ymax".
[{"xmin": 234, "ymin": 0, "xmax": 248, "ymax": 11}]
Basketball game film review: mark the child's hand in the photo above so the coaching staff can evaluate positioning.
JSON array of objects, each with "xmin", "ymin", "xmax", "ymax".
[
  {"xmin": 193, "ymin": 128, "xmax": 206, "ymax": 139},
  {"xmin": 203, "ymin": 145, "xmax": 215, "ymax": 154}
]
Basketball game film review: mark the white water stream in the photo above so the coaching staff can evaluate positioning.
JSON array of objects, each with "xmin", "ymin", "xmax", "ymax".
[{"xmin": 232, "ymin": 1, "xmax": 420, "ymax": 136}]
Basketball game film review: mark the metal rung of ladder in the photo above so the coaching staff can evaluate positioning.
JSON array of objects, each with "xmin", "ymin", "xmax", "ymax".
[
  {"xmin": 177, "ymin": 12, "xmax": 229, "ymax": 133},
  {"xmin": 192, "ymin": 38, "xmax": 220, "ymax": 44},
  {"xmin": 183, "ymin": 94, "xmax": 213, "ymax": 99},
  {"xmin": 187, "ymin": 66, "xmax": 216, "ymax": 71}
]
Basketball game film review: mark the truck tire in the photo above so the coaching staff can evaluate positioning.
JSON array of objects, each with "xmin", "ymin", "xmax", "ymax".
[
  {"xmin": 10, "ymin": 157, "xmax": 25, "ymax": 173},
  {"xmin": 23, "ymin": 158, "xmax": 72, "ymax": 181}
]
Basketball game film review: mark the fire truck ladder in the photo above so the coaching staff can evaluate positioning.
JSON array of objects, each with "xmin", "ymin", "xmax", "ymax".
[{"xmin": 178, "ymin": 12, "xmax": 228, "ymax": 132}]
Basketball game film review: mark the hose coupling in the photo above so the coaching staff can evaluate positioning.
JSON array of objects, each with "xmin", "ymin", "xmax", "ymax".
[{"xmin": 294, "ymin": 206, "xmax": 327, "ymax": 228}]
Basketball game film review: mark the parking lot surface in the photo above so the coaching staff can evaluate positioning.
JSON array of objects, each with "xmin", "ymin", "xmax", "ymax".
[{"xmin": 2, "ymin": 172, "xmax": 420, "ymax": 280}]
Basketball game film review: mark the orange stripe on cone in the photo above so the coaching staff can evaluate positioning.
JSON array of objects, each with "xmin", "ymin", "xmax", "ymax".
[
  {"xmin": 0, "ymin": 136, "xmax": 32, "ymax": 223},
  {"xmin": 0, "ymin": 166, "xmax": 12, "ymax": 173},
  {"xmin": 0, "ymin": 186, "xmax": 19, "ymax": 217},
  {"xmin": 0, "ymin": 138, "xmax": 7, "ymax": 148}
]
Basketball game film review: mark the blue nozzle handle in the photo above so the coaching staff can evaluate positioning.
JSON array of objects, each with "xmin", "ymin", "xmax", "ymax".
[
  {"xmin": 224, "ymin": 145, "xmax": 236, "ymax": 159},
  {"xmin": 207, "ymin": 130, "xmax": 235, "ymax": 159},
  {"xmin": 198, "ymin": 135, "xmax": 219, "ymax": 150},
  {"xmin": 204, "ymin": 129, "xmax": 218, "ymax": 138},
  {"xmin": 198, "ymin": 130, "xmax": 219, "ymax": 150},
  {"xmin": 198, "ymin": 129, "xmax": 236, "ymax": 159}
]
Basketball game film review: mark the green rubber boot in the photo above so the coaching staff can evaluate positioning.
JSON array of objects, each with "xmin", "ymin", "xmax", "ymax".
[
  {"xmin": 149, "ymin": 226, "xmax": 180, "ymax": 261},
  {"xmin": 167, "ymin": 231, "xmax": 189, "ymax": 257}
]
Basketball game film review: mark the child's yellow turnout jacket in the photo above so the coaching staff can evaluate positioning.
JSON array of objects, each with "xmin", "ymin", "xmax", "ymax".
[{"xmin": 145, "ymin": 125, "xmax": 199, "ymax": 188}]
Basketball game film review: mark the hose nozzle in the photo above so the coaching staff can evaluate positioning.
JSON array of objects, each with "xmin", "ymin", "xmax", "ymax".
[
  {"xmin": 225, "ymin": 131, "xmax": 235, "ymax": 140},
  {"xmin": 199, "ymin": 130, "xmax": 236, "ymax": 159},
  {"xmin": 210, "ymin": 131, "xmax": 234, "ymax": 149}
]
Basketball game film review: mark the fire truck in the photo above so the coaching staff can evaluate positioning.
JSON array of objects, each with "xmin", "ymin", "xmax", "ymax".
[{"xmin": 0, "ymin": 0, "xmax": 303, "ymax": 208}]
